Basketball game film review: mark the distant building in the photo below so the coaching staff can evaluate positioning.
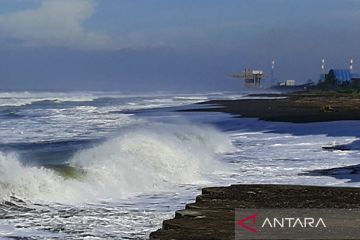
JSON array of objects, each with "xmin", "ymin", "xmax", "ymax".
[
  {"xmin": 322, "ymin": 69, "xmax": 360, "ymax": 86},
  {"xmin": 328, "ymin": 69, "xmax": 352, "ymax": 85},
  {"xmin": 279, "ymin": 80, "xmax": 296, "ymax": 87},
  {"xmin": 286, "ymin": 80, "xmax": 296, "ymax": 86}
]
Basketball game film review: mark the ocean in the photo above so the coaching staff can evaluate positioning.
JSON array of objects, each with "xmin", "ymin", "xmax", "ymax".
[{"xmin": 0, "ymin": 91, "xmax": 359, "ymax": 239}]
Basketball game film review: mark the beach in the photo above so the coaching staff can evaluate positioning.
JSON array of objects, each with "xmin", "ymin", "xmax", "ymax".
[
  {"xmin": 1, "ymin": 1, "xmax": 360, "ymax": 239},
  {"xmin": 183, "ymin": 91, "xmax": 360, "ymax": 123},
  {"xmin": 151, "ymin": 90, "xmax": 360, "ymax": 240},
  {"xmin": 1, "ymin": 91, "xmax": 360, "ymax": 239}
]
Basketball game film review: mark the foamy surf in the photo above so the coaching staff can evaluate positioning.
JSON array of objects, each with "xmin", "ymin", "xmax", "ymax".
[
  {"xmin": 2, "ymin": 91, "xmax": 360, "ymax": 239},
  {"xmin": 0, "ymin": 91, "xmax": 98, "ymax": 107},
  {"xmin": 0, "ymin": 123, "xmax": 234, "ymax": 204}
]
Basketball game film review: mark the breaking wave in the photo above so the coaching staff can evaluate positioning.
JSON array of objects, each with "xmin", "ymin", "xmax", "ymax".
[{"xmin": 0, "ymin": 123, "xmax": 234, "ymax": 203}]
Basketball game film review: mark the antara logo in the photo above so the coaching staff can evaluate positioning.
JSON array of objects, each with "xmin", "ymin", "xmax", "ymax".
[
  {"xmin": 237, "ymin": 214, "xmax": 326, "ymax": 233},
  {"xmin": 261, "ymin": 217, "xmax": 326, "ymax": 228},
  {"xmin": 237, "ymin": 214, "xmax": 258, "ymax": 233}
]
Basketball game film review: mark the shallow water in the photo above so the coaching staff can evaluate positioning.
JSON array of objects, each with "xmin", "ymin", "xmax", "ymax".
[{"xmin": 0, "ymin": 91, "xmax": 359, "ymax": 239}]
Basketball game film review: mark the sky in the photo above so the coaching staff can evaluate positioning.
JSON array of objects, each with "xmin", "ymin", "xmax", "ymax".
[{"xmin": 0, "ymin": 0, "xmax": 359, "ymax": 91}]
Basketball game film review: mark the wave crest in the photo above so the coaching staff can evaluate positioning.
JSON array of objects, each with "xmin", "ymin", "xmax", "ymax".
[{"xmin": 0, "ymin": 123, "xmax": 234, "ymax": 203}]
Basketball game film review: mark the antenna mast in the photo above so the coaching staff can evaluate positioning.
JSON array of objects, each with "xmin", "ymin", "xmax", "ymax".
[
  {"xmin": 321, "ymin": 57, "xmax": 326, "ymax": 74},
  {"xmin": 271, "ymin": 59, "xmax": 275, "ymax": 86}
]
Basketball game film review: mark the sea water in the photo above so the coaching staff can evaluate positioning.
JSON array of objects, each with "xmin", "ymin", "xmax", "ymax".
[{"xmin": 0, "ymin": 91, "xmax": 359, "ymax": 239}]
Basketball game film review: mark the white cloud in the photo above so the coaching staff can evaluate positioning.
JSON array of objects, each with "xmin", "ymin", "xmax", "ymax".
[{"xmin": 0, "ymin": 0, "xmax": 115, "ymax": 50}]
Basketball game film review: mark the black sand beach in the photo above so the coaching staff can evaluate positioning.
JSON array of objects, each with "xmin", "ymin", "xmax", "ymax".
[{"xmin": 182, "ymin": 91, "xmax": 360, "ymax": 123}]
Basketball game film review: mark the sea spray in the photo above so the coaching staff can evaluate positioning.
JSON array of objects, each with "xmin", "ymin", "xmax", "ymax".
[
  {"xmin": 0, "ymin": 123, "xmax": 235, "ymax": 203},
  {"xmin": 0, "ymin": 152, "xmax": 89, "ymax": 203},
  {"xmin": 70, "ymin": 123, "xmax": 235, "ymax": 198}
]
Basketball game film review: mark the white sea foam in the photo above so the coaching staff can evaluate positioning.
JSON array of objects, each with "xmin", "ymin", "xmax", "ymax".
[
  {"xmin": 0, "ymin": 91, "xmax": 98, "ymax": 107},
  {"xmin": 0, "ymin": 123, "xmax": 234, "ymax": 203},
  {"xmin": 2, "ymin": 91, "xmax": 360, "ymax": 239},
  {"xmin": 70, "ymin": 123, "xmax": 233, "ymax": 197},
  {"xmin": 0, "ymin": 152, "xmax": 82, "ymax": 202},
  {"xmin": 0, "ymin": 91, "xmax": 224, "ymax": 108},
  {"xmin": 0, "ymin": 91, "xmax": 231, "ymax": 144},
  {"xmin": 223, "ymin": 130, "xmax": 360, "ymax": 186}
]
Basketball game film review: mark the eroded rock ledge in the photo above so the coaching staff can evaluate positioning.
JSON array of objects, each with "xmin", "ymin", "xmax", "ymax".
[{"xmin": 150, "ymin": 184, "xmax": 360, "ymax": 240}]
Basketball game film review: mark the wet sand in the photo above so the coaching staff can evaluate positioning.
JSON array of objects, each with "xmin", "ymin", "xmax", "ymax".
[{"xmin": 182, "ymin": 91, "xmax": 360, "ymax": 123}]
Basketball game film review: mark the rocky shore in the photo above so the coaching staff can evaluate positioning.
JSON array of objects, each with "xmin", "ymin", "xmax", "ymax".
[
  {"xmin": 150, "ymin": 184, "xmax": 360, "ymax": 240},
  {"xmin": 182, "ymin": 91, "xmax": 360, "ymax": 123}
]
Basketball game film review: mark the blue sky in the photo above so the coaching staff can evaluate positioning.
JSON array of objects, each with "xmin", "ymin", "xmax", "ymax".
[{"xmin": 0, "ymin": 0, "xmax": 359, "ymax": 91}]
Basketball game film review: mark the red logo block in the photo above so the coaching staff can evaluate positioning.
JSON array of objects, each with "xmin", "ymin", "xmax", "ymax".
[{"xmin": 237, "ymin": 214, "xmax": 258, "ymax": 233}]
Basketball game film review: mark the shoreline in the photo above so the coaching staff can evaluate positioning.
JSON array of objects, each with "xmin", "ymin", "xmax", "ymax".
[
  {"xmin": 181, "ymin": 91, "xmax": 360, "ymax": 123},
  {"xmin": 150, "ymin": 91, "xmax": 360, "ymax": 239},
  {"xmin": 150, "ymin": 184, "xmax": 360, "ymax": 240}
]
